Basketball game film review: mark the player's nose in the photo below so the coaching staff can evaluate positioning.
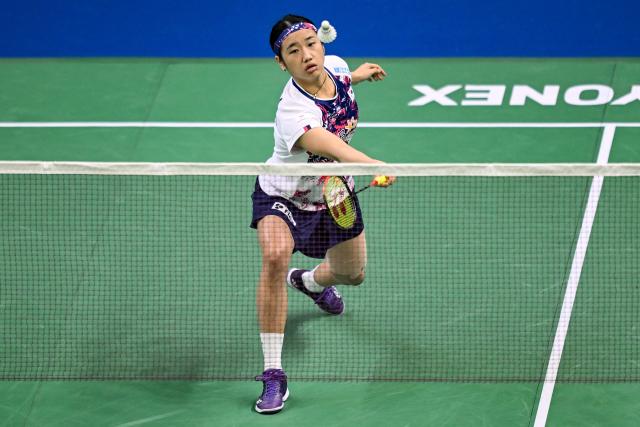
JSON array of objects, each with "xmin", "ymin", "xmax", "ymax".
[{"xmin": 302, "ymin": 47, "xmax": 313, "ymax": 62}]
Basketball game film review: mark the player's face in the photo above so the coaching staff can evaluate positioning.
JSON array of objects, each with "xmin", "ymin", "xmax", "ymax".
[{"xmin": 277, "ymin": 29, "xmax": 325, "ymax": 82}]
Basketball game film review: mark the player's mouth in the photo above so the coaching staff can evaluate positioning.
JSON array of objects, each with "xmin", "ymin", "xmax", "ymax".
[{"xmin": 305, "ymin": 64, "xmax": 319, "ymax": 73}]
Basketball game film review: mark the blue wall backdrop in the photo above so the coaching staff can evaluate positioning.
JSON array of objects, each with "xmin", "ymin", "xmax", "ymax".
[{"xmin": 2, "ymin": 0, "xmax": 639, "ymax": 57}]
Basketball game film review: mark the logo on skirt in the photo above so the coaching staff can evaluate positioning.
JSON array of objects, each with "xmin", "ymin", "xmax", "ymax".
[{"xmin": 272, "ymin": 202, "xmax": 297, "ymax": 226}]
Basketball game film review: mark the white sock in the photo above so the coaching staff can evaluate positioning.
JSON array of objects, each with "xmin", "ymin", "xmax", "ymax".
[
  {"xmin": 302, "ymin": 267, "xmax": 325, "ymax": 293},
  {"xmin": 260, "ymin": 333, "xmax": 284, "ymax": 371}
]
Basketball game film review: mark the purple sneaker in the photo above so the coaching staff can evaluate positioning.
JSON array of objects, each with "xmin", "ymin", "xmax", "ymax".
[
  {"xmin": 287, "ymin": 269, "xmax": 344, "ymax": 315},
  {"xmin": 255, "ymin": 368, "xmax": 289, "ymax": 414}
]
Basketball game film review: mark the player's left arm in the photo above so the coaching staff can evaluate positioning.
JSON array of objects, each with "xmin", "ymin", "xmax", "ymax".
[{"xmin": 351, "ymin": 62, "xmax": 387, "ymax": 85}]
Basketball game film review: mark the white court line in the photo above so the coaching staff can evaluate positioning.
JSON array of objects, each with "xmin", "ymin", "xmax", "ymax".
[
  {"xmin": 114, "ymin": 410, "xmax": 184, "ymax": 427},
  {"xmin": 0, "ymin": 122, "xmax": 639, "ymax": 128},
  {"xmin": 533, "ymin": 124, "xmax": 616, "ymax": 427}
]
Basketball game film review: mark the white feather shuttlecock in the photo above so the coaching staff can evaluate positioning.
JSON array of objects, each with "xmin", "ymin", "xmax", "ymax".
[{"xmin": 318, "ymin": 20, "xmax": 337, "ymax": 43}]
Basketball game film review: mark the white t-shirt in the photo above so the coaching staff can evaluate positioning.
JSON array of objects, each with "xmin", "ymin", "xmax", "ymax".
[{"xmin": 258, "ymin": 55, "xmax": 359, "ymax": 211}]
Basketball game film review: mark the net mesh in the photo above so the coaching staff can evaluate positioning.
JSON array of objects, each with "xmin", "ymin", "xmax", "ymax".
[{"xmin": 1, "ymin": 162, "xmax": 638, "ymax": 382}]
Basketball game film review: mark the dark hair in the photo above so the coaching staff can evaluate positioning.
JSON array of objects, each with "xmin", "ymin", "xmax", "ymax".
[{"xmin": 269, "ymin": 14, "xmax": 315, "ymax": 56}]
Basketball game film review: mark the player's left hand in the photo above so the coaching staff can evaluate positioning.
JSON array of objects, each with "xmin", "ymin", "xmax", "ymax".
[{"xmin": 352, "ymin": 63, "xmax": 387, "ymax": 84}]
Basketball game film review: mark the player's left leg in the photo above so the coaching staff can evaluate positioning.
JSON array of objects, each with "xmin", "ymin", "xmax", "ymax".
[
  {"xmin": 287, "ymin": 232, "xmax": 366, "ymax": 314},
  {"xmin": 316, "ymin": 231, "xmax": 367, "ymax": 286}
]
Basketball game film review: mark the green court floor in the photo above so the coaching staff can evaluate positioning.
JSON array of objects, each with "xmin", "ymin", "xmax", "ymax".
[{"xmin": 1, "ymin": 58, "xmax": 639, "ymax": 427}]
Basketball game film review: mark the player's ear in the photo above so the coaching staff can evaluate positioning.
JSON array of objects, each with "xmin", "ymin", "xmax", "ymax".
[{"xmin": 275, "ymin": 55, "xmax": 287, "ymax": 72}]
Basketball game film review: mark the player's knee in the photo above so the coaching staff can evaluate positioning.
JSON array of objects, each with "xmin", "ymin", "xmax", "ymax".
[
  {"xmin": 333, "ymin": 270, "xmax": 366, "ymax": 286},
  {"xmin": 261, "ymin": 246, "xmax": 290, "ymax": 276},
  {"xmin": 349, "ymin": 271, "xmax": 366, "ymax": 286}
]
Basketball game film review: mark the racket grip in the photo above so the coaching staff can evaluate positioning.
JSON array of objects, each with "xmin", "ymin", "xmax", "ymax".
[{"xmin": 371, "ymin": 175, "xmax": 388, "ymax": 186}]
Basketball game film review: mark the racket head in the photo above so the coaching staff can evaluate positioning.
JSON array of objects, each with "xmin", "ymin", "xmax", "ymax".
[{"xmin": 322, "ymin": 176, "xmax": 357, "ymax": 230}]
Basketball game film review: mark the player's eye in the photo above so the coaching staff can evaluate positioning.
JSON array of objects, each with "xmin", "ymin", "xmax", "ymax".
[{"xmin": 288, "ymin": 49, "xmax": 299, "ymax": 54}]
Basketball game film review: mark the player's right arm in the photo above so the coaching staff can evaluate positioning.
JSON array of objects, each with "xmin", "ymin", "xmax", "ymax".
[
  {"xmin": 296, "ymin": 128, "xmax": 381, "ymax": 164},
  {"xmin": 297, "ymin": 128, "xmax": 396, "ymax": 185}
]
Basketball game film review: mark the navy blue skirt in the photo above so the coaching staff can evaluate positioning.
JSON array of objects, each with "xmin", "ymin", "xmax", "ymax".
[{"xmin": 250, "ymin": 179, "xmax": 364, "ymax": 259}]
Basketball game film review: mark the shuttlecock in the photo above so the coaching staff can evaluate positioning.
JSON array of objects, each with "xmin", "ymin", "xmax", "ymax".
[{"xmin": 318, "ymin": 20, "xmax": 337, "ymax": 43}]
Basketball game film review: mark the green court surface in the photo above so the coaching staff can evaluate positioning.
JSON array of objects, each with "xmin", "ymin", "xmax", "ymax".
[{"xmin": 1, "ymin": 58, "xmax": 639, "ymax": 427}]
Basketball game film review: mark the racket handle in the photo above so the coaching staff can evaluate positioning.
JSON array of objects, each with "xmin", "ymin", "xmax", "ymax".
[
  {"xmin": 354, "ymin": 176, "xmax": 387, "ymax": 194},
  {"xmin": 353, "ymin": 175, "xmax": 391, "ymax": 194},
  {"xmin": 372, "ymin": 175, "xmax": 389, "ymax": 186}
]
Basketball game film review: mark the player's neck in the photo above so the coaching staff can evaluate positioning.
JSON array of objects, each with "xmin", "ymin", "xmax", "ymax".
[{"xmin": 297, "ymin": 71, "xmax": 335, "ymax": 100}]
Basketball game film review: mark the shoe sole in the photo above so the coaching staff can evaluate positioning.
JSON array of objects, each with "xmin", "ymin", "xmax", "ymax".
[{"xmin": 254, "ymin": 388, "xmax": 290, "ymax": 414}]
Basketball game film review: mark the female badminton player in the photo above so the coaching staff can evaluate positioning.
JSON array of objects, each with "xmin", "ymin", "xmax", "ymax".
[{"xmin": 250, "ymin": 14, "xmax": 395, "ymax": 414}]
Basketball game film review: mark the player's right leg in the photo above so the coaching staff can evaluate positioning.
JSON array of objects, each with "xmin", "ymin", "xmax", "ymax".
[{"xmin": 255, "ymin": 215, "xmax": 294, "ymax": 414}]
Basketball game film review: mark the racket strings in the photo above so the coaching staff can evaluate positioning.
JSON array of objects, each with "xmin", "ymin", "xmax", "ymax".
[{"xmin": 323, "ymin": 176, "xmax": 357, "ymax": 229}]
